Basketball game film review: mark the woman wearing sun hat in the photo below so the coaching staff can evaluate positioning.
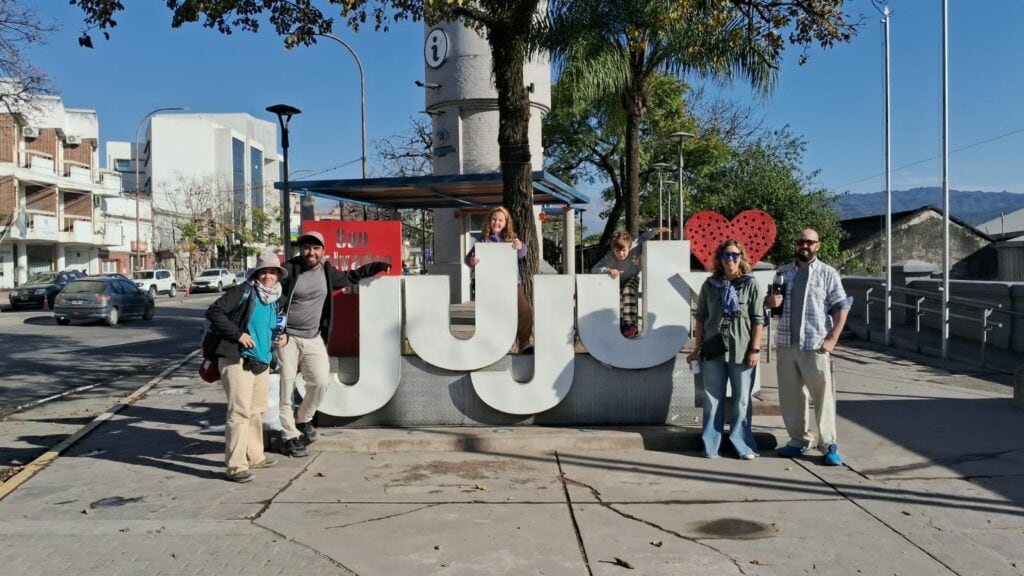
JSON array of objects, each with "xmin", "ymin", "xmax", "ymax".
[{"xmin": 205, "ymin": 250, "xmax": 288, "ymax": 483}]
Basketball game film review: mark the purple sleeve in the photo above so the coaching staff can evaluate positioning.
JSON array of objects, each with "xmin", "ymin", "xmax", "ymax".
[{"xmin": 516, "ymin": 238, "xmax": 528, "ymax": 259}]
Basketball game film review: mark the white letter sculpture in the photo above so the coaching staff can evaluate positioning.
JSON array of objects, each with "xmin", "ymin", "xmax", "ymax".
[
  {"xmin": 311, "ymin": 276, "xmax": 403, "ymax": 417},
  {"xmin": 471, "ymin": 275, "xmax": 576, "ymax": 415},
  {"xmin": 405, "ymin": 243, "xmax": 517, "ymax": 371},
  {"xmin": 577, "ymin": 240, "xmax": 691, "ymax": 369}
]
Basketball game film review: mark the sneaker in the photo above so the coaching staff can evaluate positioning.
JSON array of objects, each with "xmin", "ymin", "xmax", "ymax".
[
  {"xmin": 739, "ymin": 452, "xmax": 758, "ymax": 460},
  {"xmin": 823, "ymin": 443, "xmax": 843, "ymax": 466},
  {"xmin": 282, "ymin": 437, "xmax": 308, "ymax": 458},
  {"xmin": 252, "ymin": 456, "xmax": 277, "ymax": 469},
  {"xmin": 300, "ymin": 421, "xmax": 319, "ymax": 444},
  {"xmin": 226, "ymin": 469, "xmax": 253, "ymax": 483},
  {"xmin": 621, "ymin": 324, "xmax": 639, "ymax": 338},
  {"xmin": 777, "ymin": 444, "xmax": 807, "ymax": 458}
]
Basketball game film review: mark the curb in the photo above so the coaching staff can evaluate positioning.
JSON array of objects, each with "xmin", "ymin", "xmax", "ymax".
[{"xmin": 0, "ymin": 349, "xmax": 202, "ymax": 502}]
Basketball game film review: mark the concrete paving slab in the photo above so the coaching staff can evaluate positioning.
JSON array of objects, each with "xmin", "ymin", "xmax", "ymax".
[
  {"xmin": 584, "ymin": 500, "xmax": 951, "ymax": 575},
  {"xmin": 259, "ymin": 502, "xmax": 588, "ymax": 575},
  {"xmin": 312, "ymin": 425, "xmax": 649, "ymax": 452},
  {"xmin": 276, "ymin": 451, "xmax": 565, "ymax": 503},
  {"xmin": 557, "ymin": 450, "xmax": 839, "ymax": 503}
]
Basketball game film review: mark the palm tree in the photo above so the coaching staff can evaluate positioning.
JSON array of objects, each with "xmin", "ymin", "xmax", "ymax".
[{"xmin": 548, "ymin": 0, "xmax": 778, "ymax": 237}]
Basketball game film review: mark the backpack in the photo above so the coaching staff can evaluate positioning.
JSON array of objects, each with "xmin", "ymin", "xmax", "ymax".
[{"xmin": 199, "ymin": 287, "xmax": 251, "ymax": 379}]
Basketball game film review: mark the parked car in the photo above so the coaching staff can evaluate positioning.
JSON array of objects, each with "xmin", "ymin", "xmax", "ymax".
[
  {"xmin": 133, "ymin": 269, "xmax": 178, "ymax": 297},
  {"xmin": 234, "ymin": 270, "xmax": 251, "ymax": 284},
  {"xmin": 54, "ymin": 277, "xmax": 155, "ymax": 326},
  {"xmin": 191, "ymin": 268, "xmax": 237, "ymax": 293},
  {"xmin": 8, "ymin": 270, "xmax": 86, "ymax": 309}
]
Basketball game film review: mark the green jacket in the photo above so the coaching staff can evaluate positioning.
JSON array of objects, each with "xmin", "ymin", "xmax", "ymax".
[{"xmin": 695, "ymin": 276, "xmax": 765, "ymax": 364}]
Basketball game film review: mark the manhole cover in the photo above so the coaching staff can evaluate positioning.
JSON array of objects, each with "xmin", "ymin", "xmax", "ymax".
[{"xmin": 694, "ymin": 518, "xmax": 774, "ymax": 539}]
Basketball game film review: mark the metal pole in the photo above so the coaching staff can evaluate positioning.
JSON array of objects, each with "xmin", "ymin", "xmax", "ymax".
[
  {"xmin": 314, "ymin": 33, "xmax": 367, "ymax": 220},
  {"xmin": 941, "ymin": 0, "xmax": 950, "ymax": 359},
  {"xmin": 658, "ymin": 170, "xmax": 663, "ymax": 232},
  {"xmin": 267, "ymin": 104, "xmax": 302, "ymax": 258},
  {"xmin": 670, "ymin": 132, "xmax": 694, "ymax": 240},
  {"xmin": 883, "ymin": 7, "xmax": 893, "ymax": 347},
  {"xmin": 133, "ymin": 107, "xmax": 185, "ymax": 275}
]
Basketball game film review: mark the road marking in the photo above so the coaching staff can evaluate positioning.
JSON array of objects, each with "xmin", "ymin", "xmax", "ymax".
[{"xmin": 0, "ymin": 349, "xmax": 202, "ymax": 502}]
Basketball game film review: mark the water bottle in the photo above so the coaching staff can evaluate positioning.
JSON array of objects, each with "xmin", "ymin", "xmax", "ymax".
[
  {"xmin": 770, "ymin": 273, "xmax": 785, "ymax": 317},
  {"xmin": 272, "ymin": 314, "xmax": 286, "ymax": 343}
]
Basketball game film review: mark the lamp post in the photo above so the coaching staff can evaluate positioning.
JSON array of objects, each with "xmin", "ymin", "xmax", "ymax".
[
  {"xmin": 311, "ymin": 33, "xmax": 367, "ymax": 180},
  {"xmin": 670, "ymin": 131, "xmax": 695, "ymax": 240},
  {"xmin": 652, "ymin": 162, "xmax": 673, "ymax": 238},
  {"xmin": 266, "ymin": 104, "xmax": 302, "ymax": 257},
  {"xmin": 133, "ymin": 106, "xmax": 186, "ymax": 274}
]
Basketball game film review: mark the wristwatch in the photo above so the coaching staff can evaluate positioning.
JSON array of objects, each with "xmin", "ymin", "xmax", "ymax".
[{"xmin": 749, "ymin": 348, "xmax": 761, "ymax": 353}]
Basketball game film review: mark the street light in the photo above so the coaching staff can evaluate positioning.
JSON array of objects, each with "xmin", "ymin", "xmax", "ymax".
[
  {"xmin": 133, "ymin": 106, "xmax": 186, "ymax": 274},
  {"xmin": 267, "ymin": 103, "xmax": 302, "ymax": 257},
  {"xmin": 670, "ymin": 131, "xmax": 695, "ymax": 240},
  {"xmin": 652, "ymin": 162, "xmax": 673, "ymax": 237},
  {"xmin": 301, "ymin": 33, "xmax": 367, "ymax": 220}
]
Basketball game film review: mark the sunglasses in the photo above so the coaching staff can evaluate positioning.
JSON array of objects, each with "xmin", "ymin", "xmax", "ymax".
[
  {"xmin": 795, "ymin": 239, "xmax": 819, "ymax": 246},
  {"xmin": 720, "ymin": 252, "xmax": 742, "ymax": 261}
]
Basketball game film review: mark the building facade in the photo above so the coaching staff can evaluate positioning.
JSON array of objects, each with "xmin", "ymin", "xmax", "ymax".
[
  {"xmin": 108, "ymin": 113, "xmax": 280, "ymax": 280},
  {"xmin": 0, "ymin": 94, "xmax": 131, "ymax": 289}
]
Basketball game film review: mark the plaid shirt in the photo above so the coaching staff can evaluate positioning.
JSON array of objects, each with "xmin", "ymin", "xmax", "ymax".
[{"xmin": 774, "ymin": 259, "xmax": 851, "ymax": 351}]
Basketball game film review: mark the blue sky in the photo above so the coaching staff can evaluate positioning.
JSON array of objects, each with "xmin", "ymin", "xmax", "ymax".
[{"xmin": 28, "ymin": 1, "xmax": 1024, "ymax": 232}]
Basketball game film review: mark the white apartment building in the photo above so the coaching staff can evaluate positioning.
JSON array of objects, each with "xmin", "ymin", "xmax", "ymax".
[
  {"xmin": 0, "ymin": 92, "xmax": 129, "ymax": 289},
  {"xmin": 108, "ymin": 113, "xmax": 281, "ymax": 278}
]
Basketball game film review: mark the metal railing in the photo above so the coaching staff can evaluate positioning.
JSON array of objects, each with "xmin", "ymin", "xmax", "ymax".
[{"xmin": 861, "ymin": 284, "xmax": 1024, "ymax": 365}]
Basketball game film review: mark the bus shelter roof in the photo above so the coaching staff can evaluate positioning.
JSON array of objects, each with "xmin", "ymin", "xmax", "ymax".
[{"xmin": 280, "ymin": 170, "xmax": 589, "ymax": 210}]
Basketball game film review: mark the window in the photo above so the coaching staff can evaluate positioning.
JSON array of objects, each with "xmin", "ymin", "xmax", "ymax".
[
  {"xmin": 251, "ymin": 147, "xmax": 264, "ymax": 212},
  {"xmin": 232, "ymin": 138, "xmax": 246, "ymax": 228},
  {"xmin": 114, "ymin": 159, "xmax": 131, "ymax": 172}
]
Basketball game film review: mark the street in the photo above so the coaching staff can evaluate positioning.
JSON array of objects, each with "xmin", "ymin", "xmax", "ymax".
[{"xmin": 0, "ymin": 292, "xmax": 218, "ymax": 413}]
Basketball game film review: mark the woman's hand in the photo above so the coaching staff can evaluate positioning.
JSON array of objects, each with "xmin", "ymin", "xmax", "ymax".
[
  {"xmin": 238, "ymin": 333, "xmax": 255, "ymax": 349},
  {"xmin": 746, "ymin": 350, "xmax": 760, "ymax": 368}
]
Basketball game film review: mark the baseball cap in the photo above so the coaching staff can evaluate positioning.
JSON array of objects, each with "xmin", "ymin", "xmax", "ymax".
[{"xmin": 297, "ymin": 231, "xmax": 325, "ymax": 247}]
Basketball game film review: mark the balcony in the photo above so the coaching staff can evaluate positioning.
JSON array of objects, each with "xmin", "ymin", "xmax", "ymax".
[
  {"xmin": 63, "ymin": 160, "xmax": 93, "ymax": 184},
  {"xmin": 22, "ymin": 150, "xmax": 55, "ymax": 175}
]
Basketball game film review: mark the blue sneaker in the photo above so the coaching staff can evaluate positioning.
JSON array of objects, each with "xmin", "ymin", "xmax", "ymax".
[
  {"xmin": 823, "ymin": 443, "xmax": 843, "ymax": 466},
  {"xmin": 777, "ymin": 444, "xmax": 806, "ymax": 458}
]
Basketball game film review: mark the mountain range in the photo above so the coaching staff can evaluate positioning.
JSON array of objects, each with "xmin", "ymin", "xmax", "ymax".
[{"xmin": 833, "ymin": 187, "xmax": 1024, "ymax": 226}]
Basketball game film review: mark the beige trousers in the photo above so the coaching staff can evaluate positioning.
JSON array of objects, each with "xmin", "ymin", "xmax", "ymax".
[
  {"xmin": 775, "ymin": 346, "xmax": 837, "ymax": 452},
  {"xmin": 220, "ymin": 359, "xmax": 269, "ymax": 474},
  {"xmin": 276, "ymin": 334, "xmax": 330, "ymax": 441}
]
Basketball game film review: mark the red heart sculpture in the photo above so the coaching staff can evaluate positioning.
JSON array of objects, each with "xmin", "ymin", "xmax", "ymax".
[{"xmin": 685, "ymin": 210, "xmax": 777, "ymax": 271}]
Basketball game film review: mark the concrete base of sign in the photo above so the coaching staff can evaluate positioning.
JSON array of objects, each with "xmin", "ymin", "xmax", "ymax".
[{"xmin": 317, "ymin": 353, "xmax": 697, "ymax": 427}]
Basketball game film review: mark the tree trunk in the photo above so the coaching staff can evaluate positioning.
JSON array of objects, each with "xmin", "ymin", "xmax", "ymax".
[
  {"xmin": 599, "ymin": 196, "xmax": 625, "ymax": 248},
  {"xmin": 623, "ymin": 103, "xmax": 642, "ymax": 238},
  {"xmin": 490, "ymin": 15, "xmax": 538, "ymax": 299}
]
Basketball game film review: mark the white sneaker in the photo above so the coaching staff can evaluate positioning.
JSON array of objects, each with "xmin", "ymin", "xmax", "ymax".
[{"xmin": 740, "ymin": 453, "xmax": 758, "ymax": 460}]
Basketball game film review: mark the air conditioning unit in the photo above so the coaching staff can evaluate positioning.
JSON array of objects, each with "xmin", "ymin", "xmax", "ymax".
[
  {"xmin": 65, "ymin": 135, "xmax": 81, "ymax": 145},
  {"xmin": 21, "ymin": 126, "xmax": 39, "ymax": 139}
]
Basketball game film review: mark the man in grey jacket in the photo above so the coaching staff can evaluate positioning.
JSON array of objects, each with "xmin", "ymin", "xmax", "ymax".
[{"xmin": 275, "ymin": 231, "xmax": 389, "ymax": 457}]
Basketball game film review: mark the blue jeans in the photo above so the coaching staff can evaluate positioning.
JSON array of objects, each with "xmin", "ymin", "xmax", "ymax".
[{"xmin": 701, "ymin": 359, "xmax": 758, "ymax": 457}]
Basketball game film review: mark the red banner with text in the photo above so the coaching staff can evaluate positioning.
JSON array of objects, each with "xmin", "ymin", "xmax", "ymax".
[{"xmin": 300, "ymin": 220, "xmax": 403, "ymax": 356}]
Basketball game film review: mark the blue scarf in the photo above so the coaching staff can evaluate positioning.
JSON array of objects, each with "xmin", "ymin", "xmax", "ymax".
[{"xmin": 708, "ymin": 274, "xmax": 754, "ymax": 319}]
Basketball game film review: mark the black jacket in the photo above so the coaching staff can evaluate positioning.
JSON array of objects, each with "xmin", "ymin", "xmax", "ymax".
[
  {"xmin": 279, "ymin": 257, "xmax": 389, "ymax": 344},
  {"xmin": 205, "ymin": 282, "xmax": 271, "ymax": 363}
]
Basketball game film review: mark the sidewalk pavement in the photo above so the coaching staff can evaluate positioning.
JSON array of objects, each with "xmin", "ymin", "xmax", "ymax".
[{"xmin": 1, "ymin": 340, "xmax": 1023, "ymax": 575}]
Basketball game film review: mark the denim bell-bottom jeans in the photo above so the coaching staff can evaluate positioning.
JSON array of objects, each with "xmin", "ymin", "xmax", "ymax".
[{"xmin": 701, "ymin": 359, "xmax": 758, "ymax": 458}]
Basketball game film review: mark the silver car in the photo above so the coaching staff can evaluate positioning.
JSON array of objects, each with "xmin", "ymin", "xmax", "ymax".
[{"xmin": 191, "ymin": 268, "xmax": 237, "ymax": 293}]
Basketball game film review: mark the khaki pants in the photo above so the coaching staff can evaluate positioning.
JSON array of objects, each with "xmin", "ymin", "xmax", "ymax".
[
  {"xmin": 220, "ymin": 359, "xmax": 269, "ymax": 475},
  {"xmin": 775, "ymin": 346, "xmax": 837, "ymax": 452},
  {"xmin": 277, "ymin": 334, "xmax": 330, "ymax": 441}
]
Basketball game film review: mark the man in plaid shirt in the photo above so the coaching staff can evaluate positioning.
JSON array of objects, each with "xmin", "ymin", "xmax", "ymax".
[{"xmin": 765, "ymin": 229, "xmax": 851, "ymax": 466}]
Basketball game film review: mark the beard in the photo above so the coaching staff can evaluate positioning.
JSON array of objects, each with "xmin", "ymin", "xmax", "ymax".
[{"xmin": 795, "ymin": 250, "xmax": 815, "ymax": 263}]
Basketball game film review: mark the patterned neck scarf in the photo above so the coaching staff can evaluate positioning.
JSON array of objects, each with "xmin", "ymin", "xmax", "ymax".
[
  {"xmin": 708, "ymin": 274, "xmax": 753, "ymax": 319},
  {"xmin": 254, "ymin": 281, "xmax": 282, "ymax": 305}
]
